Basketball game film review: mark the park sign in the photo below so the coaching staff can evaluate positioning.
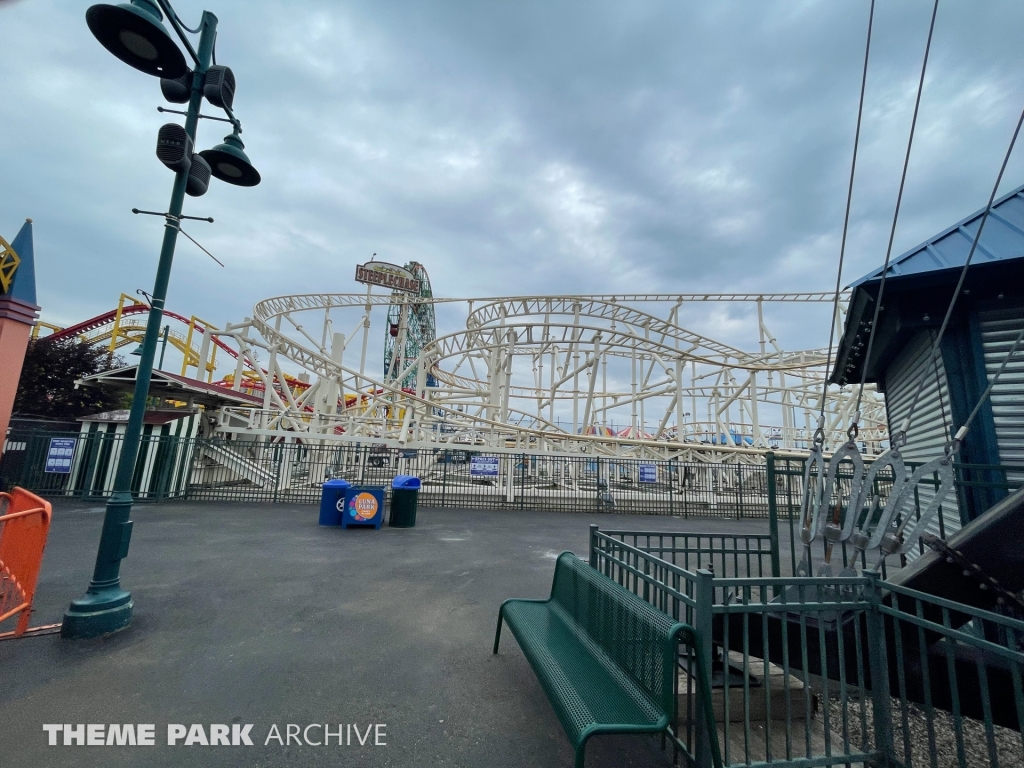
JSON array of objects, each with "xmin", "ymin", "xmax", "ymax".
[
  {"xmin": 45, "ymin": 437, "xmax": 77, "ymax": 473},
  {"xmin": 355, "ymin": 262, "xmax": 421, "ymax": 294},
  {"xmin": 470, "ymin": 455, "xmax": 500, "ymax": 477}
]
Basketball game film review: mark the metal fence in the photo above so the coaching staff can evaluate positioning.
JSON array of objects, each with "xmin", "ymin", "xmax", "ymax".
[
  {"xmin": 1, "ymin": 431, "xmax": 776, "ymax": 515},
  {"xmin": 3, "ymin": 433, "xmax": 1023, "ymax": 535},
  {"xmin": 187, "ymin": 439, "xmax": 777, "ymax": 515},
  {"xmin": 0, "ymin": 429, "xmax": 193, "ymax": 501},
  {"xmin": 589, "ymin": 528, "xmax": 1024, "ymax": 768}
]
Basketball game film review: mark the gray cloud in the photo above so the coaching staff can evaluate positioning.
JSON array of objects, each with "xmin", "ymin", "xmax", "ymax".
[{"xmin": 3, "ymin": 0, "xmax": 1024, "ymax": 356}]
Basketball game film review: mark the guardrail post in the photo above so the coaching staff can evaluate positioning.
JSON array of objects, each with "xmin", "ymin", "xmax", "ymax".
[
  {"xmin": 737, "ymin": 464, "xmax": 744, "ymax": 518},
  {"xmin": 519, "ymin": 453, "xmax": 526, "ymax": 511},
  {"xmin": 669, "ymin": 458, "xmax": 676, "ymax": 517},
  {"xmin": 272, "ymin": 442, "xmax": 283, "ymax": 503},
  {"xmin": 766, "ymin": 452, "xmax": 782, "ymax": 582},
  {"xmin": 588, "ymin": 524, "xmax": 598, "ymax": 568},
  {"xmin": 441, "ymin": 450, "xmax": 448, "ymax": 508},
  {"xmin": 694, "ymin": 568, "xmax": 715, "ymax": 768},
  {"xmin": 865, "ymin": 571, "xmax": 894, "ymax": 766}
]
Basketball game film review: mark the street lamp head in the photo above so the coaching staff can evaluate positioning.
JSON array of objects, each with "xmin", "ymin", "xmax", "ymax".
[
  {"xmin": 199, "ymin": 131, "xmax": 261, "ymax": 187},
  {"xmin": 86, "ymin": 0, "xmax": 187, "ymax": 79}
]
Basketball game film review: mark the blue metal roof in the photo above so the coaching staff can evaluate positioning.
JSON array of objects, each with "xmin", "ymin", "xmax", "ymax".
[{"xmin": 850, "ymin": 183, "xmax": 1024, "ymax": 288}]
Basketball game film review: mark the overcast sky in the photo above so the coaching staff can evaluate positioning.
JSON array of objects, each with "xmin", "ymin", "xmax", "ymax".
[{"xmin": 4, "ymin": 0, "xmax": 1024, "ymax": 357}]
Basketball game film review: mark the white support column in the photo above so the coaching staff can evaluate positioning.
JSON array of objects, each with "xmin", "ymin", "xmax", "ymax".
[
  {"xmin": 549, "ymin": 347, "xmax": 557, "ymax": 426},
  {"xmin": 416, "ymin": 352, "xmax": 428, "ymax": 400},
  {"xmin": 757, "ymin": 297, "xmax": 765, "ymax": 356},
  {"xmin": 231, "ymin": 347, "xmax": 245, "ymax": 391},
  {"xmin": 750, "ymin": 371, "xmax": 760, "ymax": 447},
  {"xmin": 488, "ymin": 341, "xmax": 501, "ymax": 430},
  {"xmin": 263, "ymin": 315, "xmax": 282, "ymax": 423},
  {"xmin": 197, "ymin": 328, "xmax": 213, "ymax": 382},
  {"xmin": 327, "ymin": 332, "xmax": 345, "ymax": 416},
  {"xmin": 358, "ymin": 284, "xmax": 372, "ymax": 383},
  {"xmin": 692, "ymin": 361, "xmax": 698, "ymax": 440},
  {"xmin": 630, "ymin": 339, "xmax": 637, "ymax": 433},
  {"xmin": 675, "ymin": 357, "xmax": 685, "ymax": 439},
  {"xmin": 500, "ymin": 331, "xmax": 516, "ymax": 424},
  {"xmin": 571, "ymin": 303, "xmax": 581, "ymax": 437},
  {"xmin": 321, "ymin": 305, "xmax": 331, "ymax": 351},
  {"xmin": 581, "ymin": 335, "xmax": 601, "ymax": 431}
]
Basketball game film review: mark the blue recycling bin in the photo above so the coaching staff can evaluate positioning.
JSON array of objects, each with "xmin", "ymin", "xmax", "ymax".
[
  {"xmin": 319, "ymin": 479, "xmax": 351, "ymax": 526},
  {"xmin": 390, "ymin": 475, "xmax": 421, "ymax": 528},
  {"xmin": 342, "ymin": 486, "xmax": 385, "ymax": 529}
]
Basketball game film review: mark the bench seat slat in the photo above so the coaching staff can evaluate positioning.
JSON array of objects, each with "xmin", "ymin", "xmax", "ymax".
[{"xmin": 502, "ymin": 599, "xmax": 667, "ymax": 746}]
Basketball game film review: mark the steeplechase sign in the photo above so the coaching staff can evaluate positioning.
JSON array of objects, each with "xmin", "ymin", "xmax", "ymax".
[{"xmin": 355, "ymin": 262, "xmax": 421, "ymax": 294}]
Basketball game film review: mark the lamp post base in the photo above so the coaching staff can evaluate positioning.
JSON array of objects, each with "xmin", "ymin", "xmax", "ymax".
[{"xmin": 61, "ymin": 590, "xmax": 134, "ymax": 639}]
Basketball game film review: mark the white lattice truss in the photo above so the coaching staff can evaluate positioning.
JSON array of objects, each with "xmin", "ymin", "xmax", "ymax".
[{"xmin": 212, "ymin": 292, "xmax": 887, "ymax": 463}]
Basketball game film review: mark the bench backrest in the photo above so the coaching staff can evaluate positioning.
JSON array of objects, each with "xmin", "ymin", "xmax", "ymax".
[{"xmin": 550, "ymin": 552, "xmax": 679, "ymax": 714}]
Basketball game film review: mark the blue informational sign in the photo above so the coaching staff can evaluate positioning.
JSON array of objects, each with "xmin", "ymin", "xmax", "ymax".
[
  {"xmin": 639, "ymin": 463, "xmax": 657, "ymax": 483},
  {"xmin": 470, "ymin": 455, "xmax": 500, "ymax": 477},
  {"xmin": 45, "ymin": 437, "xmax": 77, "ymax": 474}
]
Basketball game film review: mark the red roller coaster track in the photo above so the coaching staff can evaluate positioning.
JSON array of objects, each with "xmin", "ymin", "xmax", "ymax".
[
  {"xmin": 40, "ymin": 303, "xmax": 316, "ymax": 395},
  {"xmin": 42, "ymin": 303, "xmax": 241, "ymax": 360}
]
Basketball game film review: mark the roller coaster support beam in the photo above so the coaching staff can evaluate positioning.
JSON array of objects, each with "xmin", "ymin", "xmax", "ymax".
[{"xmin": 62, "ymin": 12, "xmax": 219, "ymax": 640}]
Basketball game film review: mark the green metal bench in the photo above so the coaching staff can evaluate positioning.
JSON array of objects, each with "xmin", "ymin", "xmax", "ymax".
[{"xmin": 494, "ymin": 551, "xmax": 721, "ymax": 768}]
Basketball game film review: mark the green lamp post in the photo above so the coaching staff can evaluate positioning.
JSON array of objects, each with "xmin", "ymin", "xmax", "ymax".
[{"xmin": 63, "ymin": 0, "xmax": 260, "ymax": 639}]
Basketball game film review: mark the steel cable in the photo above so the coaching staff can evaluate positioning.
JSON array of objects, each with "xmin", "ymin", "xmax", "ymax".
[
  {"xmin": 958, "ymin": 321, "xmax": 1024, "ymax": 439},
  {"xmin": 853, "ymin": 0, "xmax": 940, "ymax": 430},
  {"xmin": 816, "ymin": 0, "xmax": 876, "ymax": 445},
  {"xmin": 898, "ymin": 102, "xmax": 1024, "ymax": 443}
]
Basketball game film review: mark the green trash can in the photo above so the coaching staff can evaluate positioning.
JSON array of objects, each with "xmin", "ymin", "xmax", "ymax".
[{"xmin": 390, "ymin": 475, "xmax": 421, "ymax": 527}]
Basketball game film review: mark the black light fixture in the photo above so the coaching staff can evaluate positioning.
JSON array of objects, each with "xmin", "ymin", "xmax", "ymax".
[
  {"xmin": 199, "ymin": 131, "xmax": 261, "ymax": 187},
  {"xmin": 186, "ymin": 154, "xmax": 212, "ymax": 197},
  {"xmin": 203, "ymin": 65, "xmax": 235, "ymax": 109},
  {"xmin": 129, "ymin": 344, "xmax": 143, "ymax": 356},
  {"xmin": 85, "ymin": 0, "xmax": 188, "ymax": 79},
  {"xmin": 156, "ymin": 122, "xmax": 192, "ymax": 173},
  {"xmin": 160, "ymin": 70, "xmax": 193, "ymax": 103}
]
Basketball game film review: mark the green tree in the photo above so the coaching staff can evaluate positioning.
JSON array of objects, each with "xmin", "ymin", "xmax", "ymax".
[{"xmin": 13, "ymin": 339, "xmax": 128, "ymax": 419}]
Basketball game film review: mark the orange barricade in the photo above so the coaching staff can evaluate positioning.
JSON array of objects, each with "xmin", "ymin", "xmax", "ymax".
[{"xmin": 0, "ymin": 487, "xmax": 54, "ymax": 639}]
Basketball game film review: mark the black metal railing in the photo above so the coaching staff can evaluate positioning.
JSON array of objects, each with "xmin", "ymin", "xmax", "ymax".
[
  {"xmin": 0, "ymin": 429, "xmax": 194, "ymax": 501},
  {"xmin": 4, "ymin": 434, "xmax": 1023, "ymax": 535},
  {"xmin": 590, "ymin": 528, "xmax": 1024, "ymax": 768}
]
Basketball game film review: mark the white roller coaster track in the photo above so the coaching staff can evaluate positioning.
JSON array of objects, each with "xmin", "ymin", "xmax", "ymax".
[{"xmin": 211, "ymin": 291, "xmax": 886, "ymax": 463}]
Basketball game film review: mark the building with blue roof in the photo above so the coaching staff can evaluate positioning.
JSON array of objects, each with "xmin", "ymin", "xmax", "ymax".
[{"xmin": 831, "ymin": 185, "xmax": 1024, "ymax": 525}]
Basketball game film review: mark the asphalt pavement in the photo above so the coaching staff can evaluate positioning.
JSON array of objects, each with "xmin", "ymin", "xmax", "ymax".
[{"xmin": 0, "ymin": 500, "xmax": 774, "ymax": 768}]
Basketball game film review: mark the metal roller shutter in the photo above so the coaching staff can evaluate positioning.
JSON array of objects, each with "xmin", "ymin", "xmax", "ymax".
[
  {"xmin": 883, "ymin": 330, "xmax": 960, "ymax": 553},
  {"xmin": 978, "ymin": 308, "xmax": 1024, "ymax": 486}
]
